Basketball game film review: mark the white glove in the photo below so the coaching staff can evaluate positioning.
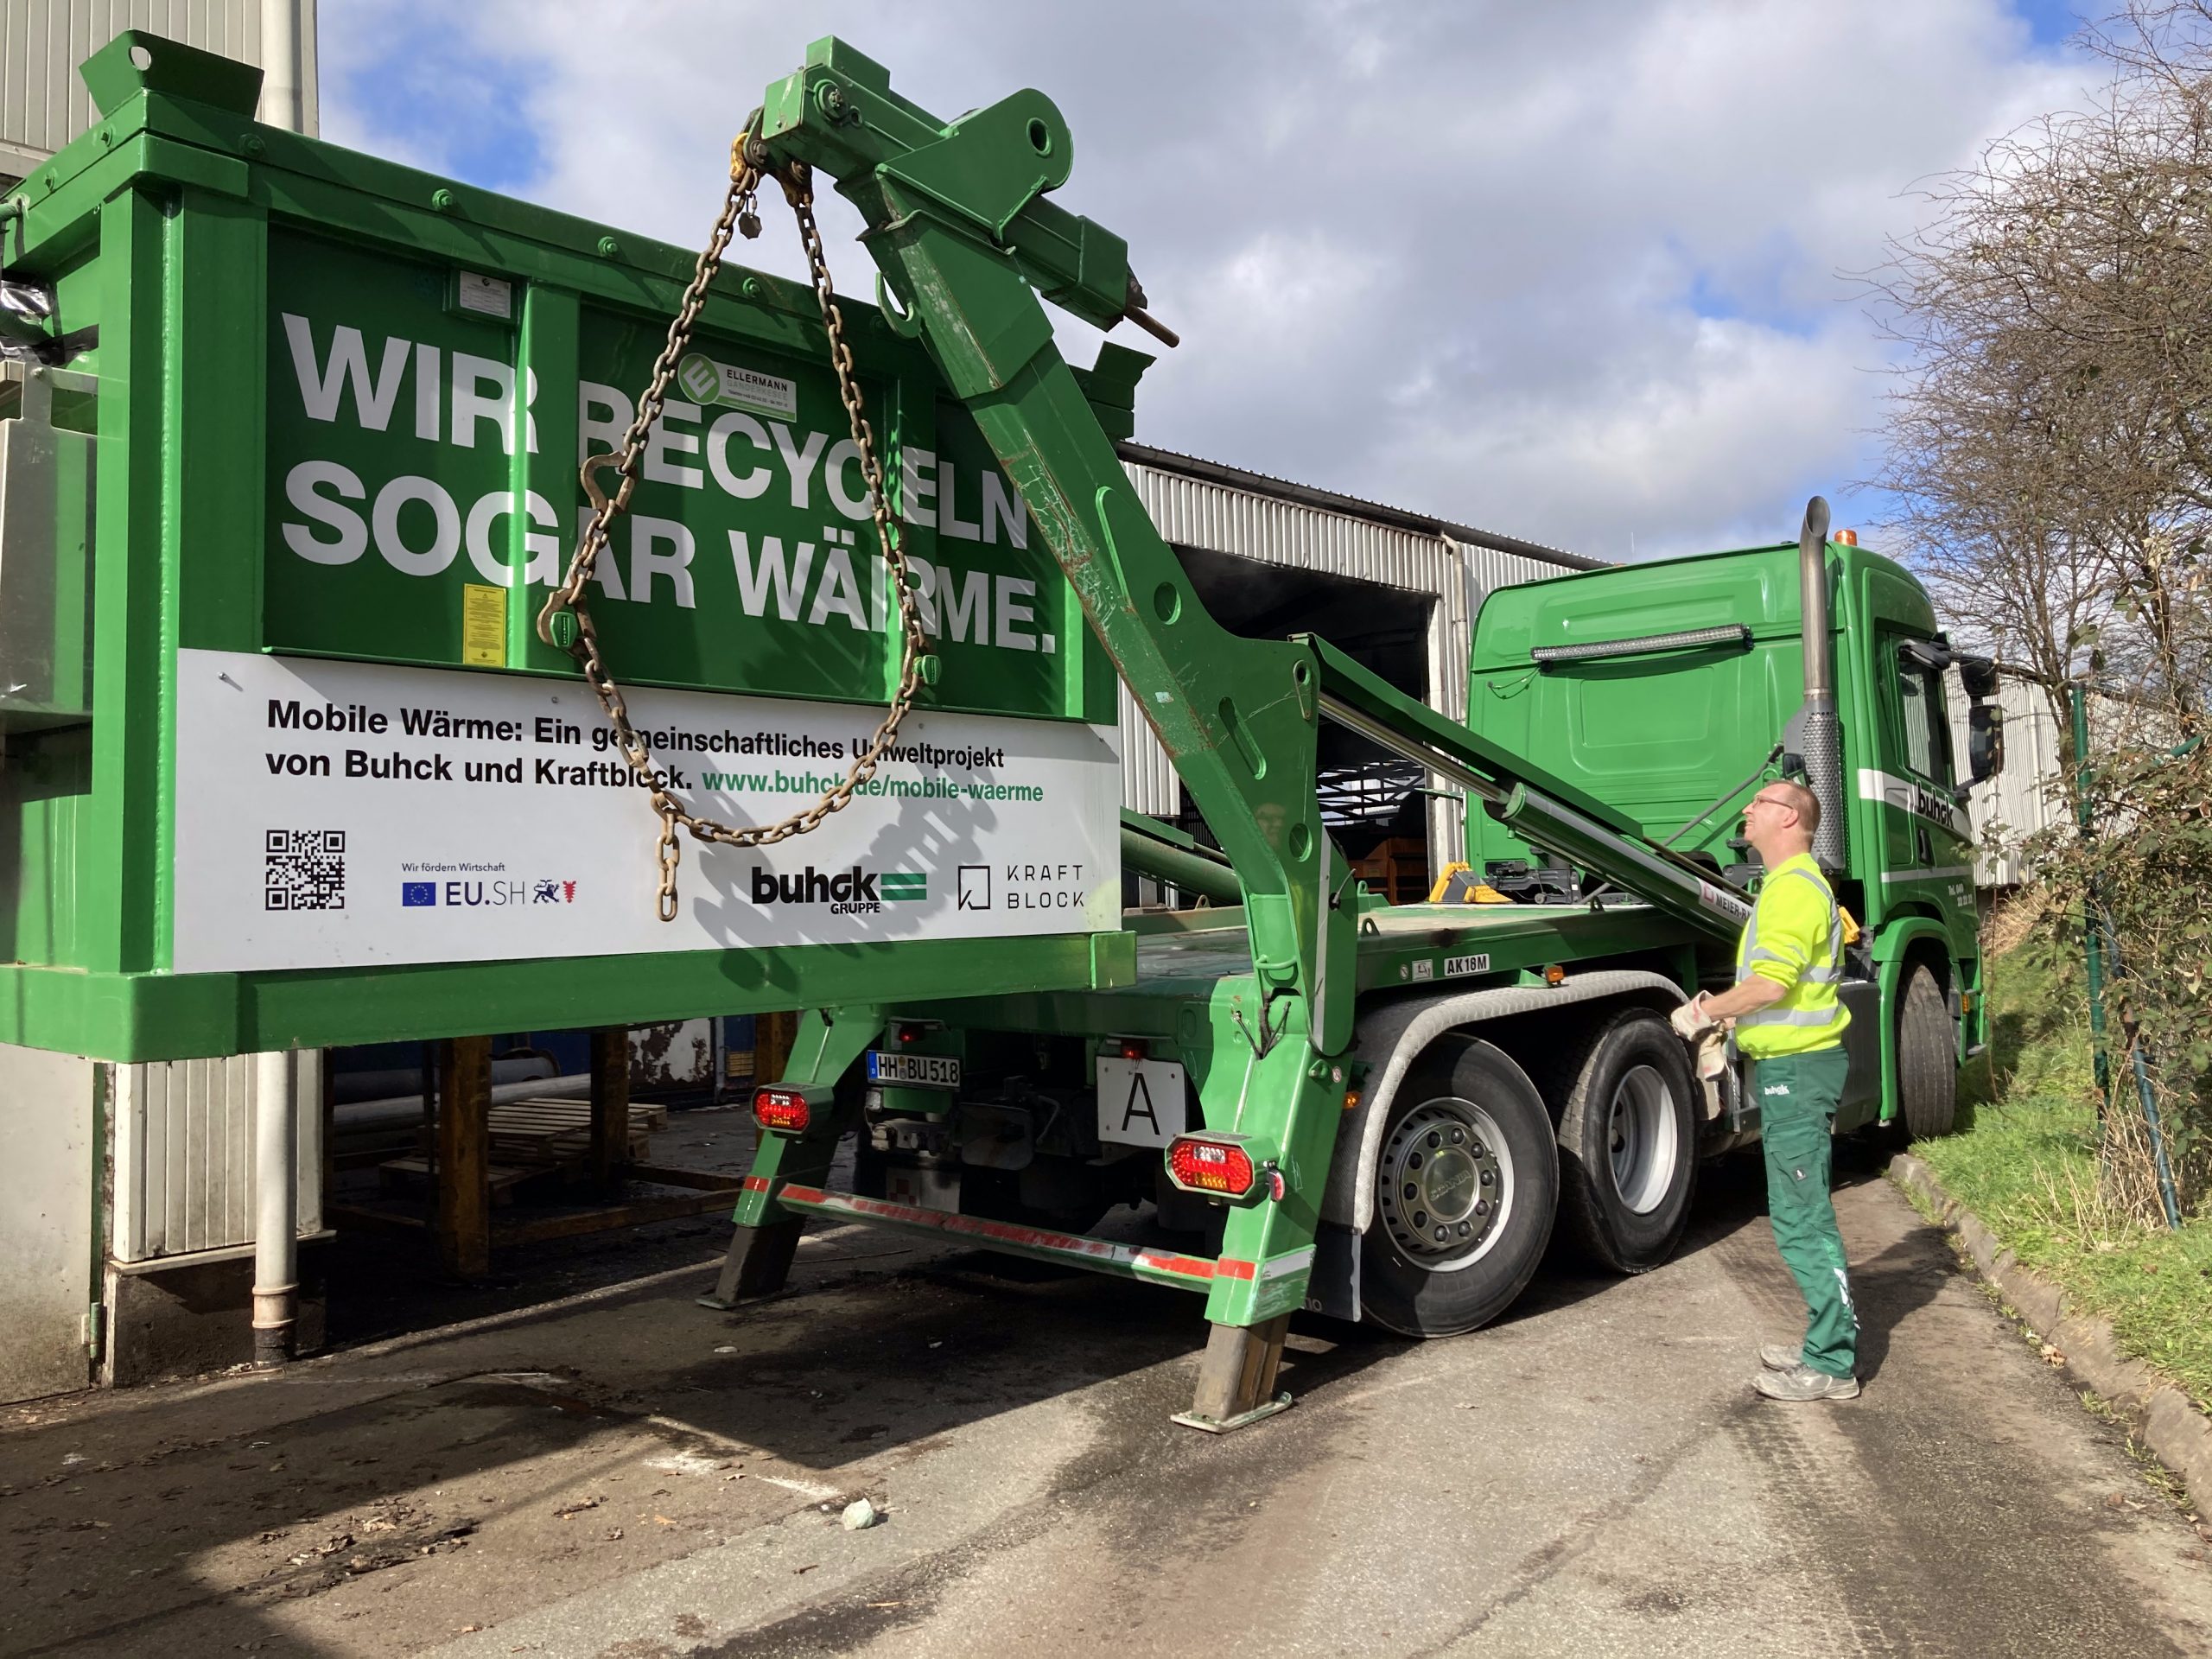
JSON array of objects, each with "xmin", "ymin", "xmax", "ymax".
[{"xmin": 1669, "ymin": 995, "xmax": 1711, "ymax": 1039}]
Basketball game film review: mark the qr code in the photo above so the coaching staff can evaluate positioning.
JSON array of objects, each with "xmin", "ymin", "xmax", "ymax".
[{"xmin": 264, "ymin": 829, "xmax": 346, "ymax": 911}]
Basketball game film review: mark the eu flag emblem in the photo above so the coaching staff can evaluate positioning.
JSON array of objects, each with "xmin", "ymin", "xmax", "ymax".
[{"xmin": 401, "ymin": 881, "xmax": 437, "ymax": 907}]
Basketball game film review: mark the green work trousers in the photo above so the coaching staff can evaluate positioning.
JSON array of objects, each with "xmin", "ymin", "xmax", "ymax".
[{"xmin": 1752, "ymin": 1045, "xmax": 1857, "ymax": 1377}]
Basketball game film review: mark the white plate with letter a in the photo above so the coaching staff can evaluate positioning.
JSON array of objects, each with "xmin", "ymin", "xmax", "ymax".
[{"xmin": 1096, "ymin": 1056, "xmax": 1186, "ymax": 1149}]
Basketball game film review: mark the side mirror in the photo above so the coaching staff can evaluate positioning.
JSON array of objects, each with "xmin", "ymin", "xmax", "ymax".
[
  {"xmin": 1958, "ymin": 655, "xmax": 1999, "ymax": 701},
  {"xmin": 1967, "ymin": 702, "xmax": 2004, "ymax": 785}
]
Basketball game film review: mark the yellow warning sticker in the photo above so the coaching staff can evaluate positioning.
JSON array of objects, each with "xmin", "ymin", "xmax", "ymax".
[{"xmin": 461, "ymin": 583, "xmax": 506, "ymax": 667}]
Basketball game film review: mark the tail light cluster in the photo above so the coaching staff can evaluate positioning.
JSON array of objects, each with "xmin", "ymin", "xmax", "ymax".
[
  {"xmin": 1164, "ymin": 1132, "xmax": 1276, "ymax": 1204},
  {"xmin": 753, "ymin": 1085, "xmax": 818, "ymax": 1135}
]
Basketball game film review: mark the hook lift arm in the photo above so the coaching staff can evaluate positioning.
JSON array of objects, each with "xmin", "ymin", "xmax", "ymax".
[{"xmin": 756, "ymin": 38, "xmax": 1357, "ymax": 1052}]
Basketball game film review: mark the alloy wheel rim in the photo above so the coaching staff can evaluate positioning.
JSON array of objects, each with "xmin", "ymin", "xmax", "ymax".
[{"xmin": 1380, "ymin": 1097, "xmax": 1514, "ymax": 1271}]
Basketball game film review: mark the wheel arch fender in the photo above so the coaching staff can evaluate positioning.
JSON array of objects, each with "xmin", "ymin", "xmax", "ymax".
[{"xmin": 1322, "ymin": 969, "xmax": 1684, "ymax": 1236}]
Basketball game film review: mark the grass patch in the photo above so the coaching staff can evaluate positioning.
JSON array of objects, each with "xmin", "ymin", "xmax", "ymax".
[{"xmin": 1915, "ymin": 932, "xmax": 2212, "ymax": 1408}]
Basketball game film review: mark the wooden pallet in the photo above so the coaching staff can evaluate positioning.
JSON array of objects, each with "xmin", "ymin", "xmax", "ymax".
[{"xmin": 486, "ymin": 1096, "xmax": 665, "ymax": 1166}]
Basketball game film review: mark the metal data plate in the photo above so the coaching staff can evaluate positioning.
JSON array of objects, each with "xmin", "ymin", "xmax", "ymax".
[
  {"xmin": 883, "ymin": 1163, "xmax": 960, "ymax": 1214},
  {"xmin": 866, "ymin": 1050, "xmax": 962, "ymax": 1090},
  {"xmin": 1095, "ymin": 1056, "xmax": 1186, "ymax": 1149}
]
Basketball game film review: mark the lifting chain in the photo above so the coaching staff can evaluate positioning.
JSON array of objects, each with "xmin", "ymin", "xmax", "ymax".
[{"xmin": 536, "ymin": 125, "xmax": 930, "ymax": 922}]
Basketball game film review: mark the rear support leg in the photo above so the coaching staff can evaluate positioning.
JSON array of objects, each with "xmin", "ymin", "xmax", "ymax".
[
  {"xmin": 1175, "ymin": 1314, "xmax": 1294, "ymax": 1433},
  {"xmin": 705, "ymin": 1217, "xmax": 804, "ymax": 1306},
  {"xmin": 1172, "ymin": 1011, "xmax": 1348, "ymax": 1431},
  {"xmin": 697, "ymin": 1004, "xmax": 883, "ymax": 1311}
]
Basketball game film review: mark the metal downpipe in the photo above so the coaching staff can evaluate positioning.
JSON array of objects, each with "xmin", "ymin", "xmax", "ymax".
[
  {"xmin": 252, "ymin": 1049, "xmax": 297, "ymax": 1367},
  {"xmin": 258, "ymin": 0, "xmax": 308, "ymax": 132},
  {"xmin": 1796, "ymin": 497, "xmax": 1847, "ymax": 870}
]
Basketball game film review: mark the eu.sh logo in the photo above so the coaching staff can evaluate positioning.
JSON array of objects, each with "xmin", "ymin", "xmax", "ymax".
[{"xmin": 401, "ymin": 881, "xmax": 437, "ymax": 907}]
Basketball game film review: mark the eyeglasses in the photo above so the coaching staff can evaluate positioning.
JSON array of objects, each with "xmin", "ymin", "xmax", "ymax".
[{"xmin": 1745, "ymin": 793, "xmax": 1798, "ymax": 814}]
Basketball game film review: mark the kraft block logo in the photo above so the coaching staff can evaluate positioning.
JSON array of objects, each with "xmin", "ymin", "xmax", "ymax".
[
  {"xmin": 957, "ymin": 865, "xmax": 991, "ymax": 911},
  {"xmin": 400, "ymin": 880, "xmax": 437, "ymax": 907}
]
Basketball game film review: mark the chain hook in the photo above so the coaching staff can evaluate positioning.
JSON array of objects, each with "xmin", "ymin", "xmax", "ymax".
[{"xmin": 542, "ymin": 122, "xmax": 931, "ymax": 920}]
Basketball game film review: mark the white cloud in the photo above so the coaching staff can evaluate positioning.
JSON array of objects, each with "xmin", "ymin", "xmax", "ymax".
[{"xmin": 318, "ymin": 0, "xmax": 2098, "ymax": 563}]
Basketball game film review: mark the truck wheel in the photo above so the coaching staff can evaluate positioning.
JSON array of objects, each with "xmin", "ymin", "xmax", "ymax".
[
  {"xmin": 1896, "ymin": 964, "xmax": 1957, "ymax": 1139},
  {"xmin": 1554, "ymin": 1009, "xmax": 1698, "ymax": 1274},
  {"xmin": 1359, "ymin": 1037, "xmax": 1559, "ymax": 1338}
]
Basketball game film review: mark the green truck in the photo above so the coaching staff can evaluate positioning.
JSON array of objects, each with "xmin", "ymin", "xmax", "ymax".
[
  {"xmin": 694, "ymin": 42, "xmax": 2006, "ymax": 1427},
  {"xmin": 0, "ymin": 35, "xmax": 1999, "ymax": 1422}
]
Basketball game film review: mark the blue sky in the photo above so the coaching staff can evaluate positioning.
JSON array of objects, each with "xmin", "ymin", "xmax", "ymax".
[{"xmin": 315, "ymin": 2, "xmax": 2106, "ymax": 564}]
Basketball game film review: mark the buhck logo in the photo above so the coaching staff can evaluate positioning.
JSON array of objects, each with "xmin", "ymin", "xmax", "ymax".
[{"xmin": 749, "ymin": 864, "xmax": 927, "ymax": 916}]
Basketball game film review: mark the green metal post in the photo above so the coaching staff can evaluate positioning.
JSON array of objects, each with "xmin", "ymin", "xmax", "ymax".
[
  {"xmin": 2072, "ymin": 685, "xmax": 2183, "ymax": 1229},
  {"xmin": 2070, "ymin": 684, "xmax": 2112, "ymax": 1109}
]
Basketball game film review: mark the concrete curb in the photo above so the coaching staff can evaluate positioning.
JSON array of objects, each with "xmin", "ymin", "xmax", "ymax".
[{"xmin": 1889, "ymin": 1152, "xmax": 2212, "ymax": 1506}]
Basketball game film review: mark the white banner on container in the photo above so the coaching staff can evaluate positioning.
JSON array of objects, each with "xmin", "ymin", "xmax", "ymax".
[{"xmin": 172, "ymin": 648, "xmax": 1123, "ymax": 974}]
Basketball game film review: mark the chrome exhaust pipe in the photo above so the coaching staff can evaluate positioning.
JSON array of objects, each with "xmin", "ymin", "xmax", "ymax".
[{"xmin": 1795, "ymin": 497, "xmax": 1847, "ymax": 870}]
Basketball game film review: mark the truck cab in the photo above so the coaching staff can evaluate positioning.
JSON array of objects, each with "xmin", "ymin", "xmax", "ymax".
[{"xmin": 1460, "ymin": 537, "xmax": 1994, "ymax": 1134}]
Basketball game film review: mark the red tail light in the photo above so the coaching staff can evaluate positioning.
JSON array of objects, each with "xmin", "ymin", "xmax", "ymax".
[
  {"xmin": 753, "ymin": 1086, "xmax": 811, "ymax": 1135},
  {"xmin": 1166, "ymin": 1134, "xmax": 1261, "ymax": 1200}
]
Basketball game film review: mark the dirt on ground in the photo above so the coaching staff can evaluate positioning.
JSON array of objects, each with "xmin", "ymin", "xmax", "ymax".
[{"xmin": 3, "ymin": 1115, "xmax": 2209, "ymax": 1657}]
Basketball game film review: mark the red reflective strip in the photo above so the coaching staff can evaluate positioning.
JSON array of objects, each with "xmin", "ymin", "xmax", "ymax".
[
  {"xmin": 1214, "ymin": 1257, "xmax": 1256, "ymax": 1281},
  {"xmin": 1132, "ymin": 1251, "xmax": 1217, "ymax": 1281},
  {"xmin": 741, "ymin": 1176, "xmax": 770, "ymax": 1193},
  {"xmin": 775, "ymin": 1185, "xmax": 1224, "ymax": 1285},
  {"xmin": 779, "ymin": 1185, "xmax": 1134, "ymax": 1266}
]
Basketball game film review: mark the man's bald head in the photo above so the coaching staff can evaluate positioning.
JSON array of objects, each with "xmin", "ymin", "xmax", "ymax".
[
  {"xmin": 1742, "ymin": 778, "xmax": 1821, "ymax": 862},
  {"xmin": 1770, "ymin": 779, "xmax": 1820, "ymax": 836}
]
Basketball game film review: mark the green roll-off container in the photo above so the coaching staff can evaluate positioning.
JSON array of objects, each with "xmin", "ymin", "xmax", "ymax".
[{"xmin": 0, "ymin": 34, "xmax": 1133, "ymax": 1063}]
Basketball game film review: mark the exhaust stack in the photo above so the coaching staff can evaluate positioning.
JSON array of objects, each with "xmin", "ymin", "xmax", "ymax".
[{"xmin": 1794, "ymin": 497, "xmax": 1847, "ymax": 870}]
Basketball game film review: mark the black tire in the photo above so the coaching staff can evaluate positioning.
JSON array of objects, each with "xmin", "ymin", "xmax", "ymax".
[
  {"xmin": 1554, "ymin": 1009, "xmax": 1699, "ymax": 1274},
  {"xmin": 1896, "ymin": 963, "xmax": 1958, "ymax": 1139},
  {"xmin": 1360, "ymin": 1037, "xmax": 1559, "ymax": 1338}
]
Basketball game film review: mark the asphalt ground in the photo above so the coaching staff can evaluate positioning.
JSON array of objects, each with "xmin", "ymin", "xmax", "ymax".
[{"xmin": 3, "ymin": 1114, "xmax": 2209, "ymax": 1658}]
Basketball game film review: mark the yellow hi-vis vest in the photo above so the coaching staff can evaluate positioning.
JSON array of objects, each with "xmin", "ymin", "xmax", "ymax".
[{"xmin": 1734, "ymin": 852, "xmax": 1851, "ymax": 1058}]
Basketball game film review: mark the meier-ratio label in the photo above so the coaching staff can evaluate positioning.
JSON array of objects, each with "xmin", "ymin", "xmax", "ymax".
[{"xmin": 172, "ymin": 649, "xmax": 1122, "ymax": 974}]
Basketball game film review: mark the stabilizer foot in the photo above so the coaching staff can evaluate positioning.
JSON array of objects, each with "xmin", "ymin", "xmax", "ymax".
[
  {"xmin": 1175, "ymin": 1313, "xmax": 1293, "ymax": 1432},
  {"xmin": 697, "ymin": 1217, "xmax": 804, "ymax": 1310}
]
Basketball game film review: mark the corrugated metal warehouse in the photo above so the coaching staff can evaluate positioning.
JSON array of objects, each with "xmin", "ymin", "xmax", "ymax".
[
  {"xmin": 1116, "ymin": 444, "xmax": 1604, "ymax": 892},
  {"xmin": 0, "ymin": 0, "xmax": 318, "ymax": 181}
]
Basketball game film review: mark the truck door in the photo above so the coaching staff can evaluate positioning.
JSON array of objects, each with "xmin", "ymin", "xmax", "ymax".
[{"xmin": 1873, "ymin": 634, "xmax": 1975, "ymax": 920}]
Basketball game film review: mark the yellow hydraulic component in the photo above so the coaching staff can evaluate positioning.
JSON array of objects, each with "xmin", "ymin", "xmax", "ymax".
[{"xmin": 1427, "ymin": 862, "xmax": 1512, "ymax": 905}]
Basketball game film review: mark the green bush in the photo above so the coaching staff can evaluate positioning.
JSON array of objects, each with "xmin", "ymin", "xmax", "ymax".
[{"xmin": 1920, "ymin": 916, "xmax": 2212, "ymax": 1407}]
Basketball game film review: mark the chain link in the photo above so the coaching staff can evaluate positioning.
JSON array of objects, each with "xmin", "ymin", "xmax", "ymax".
[{"xmin": 537, "ymin": 131, "xmax": 930, "ymax": 922}]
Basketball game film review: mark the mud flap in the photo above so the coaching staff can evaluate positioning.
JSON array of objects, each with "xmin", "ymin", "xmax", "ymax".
[{"xmin": 1302, "ymin": 1220, "xmax": 1361, "ymax": 1322}]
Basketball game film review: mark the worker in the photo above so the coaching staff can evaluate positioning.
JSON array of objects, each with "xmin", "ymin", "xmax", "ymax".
[{"xmin": 1671, "ymin": 779, "xmax": 1858, "ymax": 1402}]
